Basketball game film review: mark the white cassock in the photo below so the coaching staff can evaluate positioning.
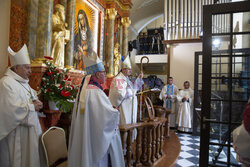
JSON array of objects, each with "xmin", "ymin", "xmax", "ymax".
[
  {"xmin": 233, "ymin": 124, "xmax": 250, "ymax": 166},
  {"xmin": 159, "ymin": 84, "xmax": 179, "ymax": 127},
  {"xmin": 68, "ymin": 75, "xmax": 125, "ymax": 167},
  {"xmin": 109, "ymin": 72, "xmax": 144, "ymax": 140},
  {"xmin": 176, "ymin": 88, "xmax": 194, "ymax": 132},
  {"xmin": 0, "ymin": 68, "xmax": 45, "ymax": 167}
]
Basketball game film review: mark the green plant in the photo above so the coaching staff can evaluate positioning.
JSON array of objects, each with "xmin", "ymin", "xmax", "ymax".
[{"xmin": 40, "ymin": 56, "xmax": 78, "ymax": 113}]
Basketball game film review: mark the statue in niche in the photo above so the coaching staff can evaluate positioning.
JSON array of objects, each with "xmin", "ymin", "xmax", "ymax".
[
  {"xmin": 74, "ymin": 10, "xmax": 93, "ymax": 70},
  {"xmin": 113, "ymin": 42, "xmax": 121, "ymax": 76},
  {"xmin": 51, "ymin": 4, "xmax": 70, "ymax": 68}
]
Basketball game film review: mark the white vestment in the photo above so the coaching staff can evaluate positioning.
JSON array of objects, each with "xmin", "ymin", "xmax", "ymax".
[
  {"xmin": 0, "ymin": 68, "xmax": 44, "ymax": 167},
  {"xmin": 233, "ymin": 124, "xmax": 250, "ymax": 166},
  {"xmin": 159, "ymin": 84, "xmax": 179, "ymax": 127},
  {"xmin": 176, "ymin": 88, "xmax": 194, "ymax": 132},
  {"xmin": 109, "ymin": 72, "xmax": 144, "ymax": 140},
  {"xmin": 68, "ymin": 75, "xmax": 125, "ymax": 167}
]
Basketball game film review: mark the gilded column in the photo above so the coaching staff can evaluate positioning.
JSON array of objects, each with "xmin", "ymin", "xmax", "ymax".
[
  {"xmin": 59, "ymin": 0, "xmax": 67, "ymax": 7},
  {"xmin": 121, "ymin": 17, "xmax": 131, "ymax": 59},
  {"xmin": 27, "ymin": 0, "xmax": 39, "ymax": 60},
  {"xmin": 33, "ymin": 0, "xmax": 53, "ymax": 66},
  {"xmin": 65, "ymin": 0, "xmax": 76, "ymax": 69},
  {"xmin": 103, "ymin": 12, "xmax": 108, "ymax": 71},
  {"xmin": 106, "ymin": 8, "xmax": 117, "ymax": 77}
]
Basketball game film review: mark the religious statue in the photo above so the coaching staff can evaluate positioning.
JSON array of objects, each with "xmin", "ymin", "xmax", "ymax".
[
  {"xmin": 74, "ymin": 10, "xmax": 93, "ymax": 70},
  {"xmin": 113, "ymin": 42, "xmax": 121, "ymax": 76},
  {"xmin": 51, "ymin": 4, "xmax": 70, "ymax": 68}
]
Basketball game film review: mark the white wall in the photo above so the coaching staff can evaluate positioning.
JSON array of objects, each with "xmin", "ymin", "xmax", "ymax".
[
  {"xmin": 170, "ymin": 43, "xmax": 202, "ymax": 89},
  {"xmin": 0, "ymin": 0, "xmax": 10, "ymax": 77}
]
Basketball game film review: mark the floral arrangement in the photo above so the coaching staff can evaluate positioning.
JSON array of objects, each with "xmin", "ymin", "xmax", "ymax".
[{"xmin": 40, "ymin": 56, "xmax": 78, "ymax": 113}]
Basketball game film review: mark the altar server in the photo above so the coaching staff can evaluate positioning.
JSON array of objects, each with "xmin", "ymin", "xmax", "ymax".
[
  {"xmin": 176, "ymin": 81, "xmax": 194, "ymax": 132},
  {"xmin": 159, "ymin": 77, "xmax": 179, "ymax": 127}
]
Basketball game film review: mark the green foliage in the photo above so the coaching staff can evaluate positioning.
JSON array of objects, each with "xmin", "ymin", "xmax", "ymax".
[{"xmin": 40, "ymin": 59, "xmax": 78, "ymax": 113}]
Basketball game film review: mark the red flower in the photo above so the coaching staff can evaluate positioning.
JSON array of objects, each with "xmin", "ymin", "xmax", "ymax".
[
  {"xmin": 64, "ymin": 75, "xmax": 69, "ymax": 80},
  {"xmin": 47, "ymin": 71, "xmax": 54, "ymax": 75},
  {"xmin": 44, "ymin": 56, "xmax": 53, "ymax": 60},
  {"xmin": 47, "ymin": 88, "xmax": 51, "ymax": 92},
  {"xmin": 61, "ymin": 90, "xmax": 71, "ymax": 97},
  {"xmin": 70, "ymin": 85, "xmax": 74, "ymax": 89},
  {"xmin": 59, "ymin": 85, "xmax": 63, "ymax": 88}
]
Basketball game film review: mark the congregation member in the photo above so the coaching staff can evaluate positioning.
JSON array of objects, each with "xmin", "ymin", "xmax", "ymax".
[
  {"xmin": 159, "ymin": 77, "xmax": 179, "ymax": 128},
  {"xmin": 0, "ymin": 44, "xmax": 45, "ymax": 167},
  {"xmin": 176, "ymin": 81, "xmax": 194, "ymax": 132},
  {"xmin": 233, "ymin": 100, "xmax": 250, "ymax": 167},
  {"xmin": 68, "ymin": 52, "xmax": 125, "ymax": 167},
  {"xmin": 109, "ymin": 56, "xmax": 144, "ymax": 140}
]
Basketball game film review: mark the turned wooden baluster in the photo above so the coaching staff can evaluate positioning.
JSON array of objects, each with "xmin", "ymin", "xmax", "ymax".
[
  {"xmin": 151, "ymin": 126, "xmax": 156, "ymax": 163},
  {"xmin": 141, "ymin": 127, "xmax": 147, "ymax": 162},
  {"xmin": 165, "ymin": 114, "xmax": 170, "ymax": 137},
  {"xmin": 146, "ymin": 126, "xmax": 152, "ymax": 165},
  {"xmin": 159, "ymin": 124, "xmax": 164, "ymax": 156},
  {"xmin": 120, "ymin": 131, "xmax": 126, "ymax": 152},
  {"xmin": 134, "ymin": 127, "xmax": 143, "ymax": 166},
  {"xmin": 126, "ymin": 129, "xmax": 133, "ymax": 167},
  {"xmin": 155, "ymin": 124, "xmax": 161, "ymax": 159}
]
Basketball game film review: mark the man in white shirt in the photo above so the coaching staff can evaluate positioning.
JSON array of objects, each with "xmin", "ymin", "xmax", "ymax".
[
  {"xmin": 176, "ymin": 81, "xmax": 194, "ymax": 132},
  {"xmin": 159, "ymin": 77, "xmax": 179, "ymax": 128},
  {"xmin": 0, "ymin": 44, "xmax": 45, "ymax": 167}
]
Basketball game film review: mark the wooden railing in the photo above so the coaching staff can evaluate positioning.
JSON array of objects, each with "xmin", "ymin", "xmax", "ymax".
[{"xmin": 119, "ymin": 105, "xmax": 171, "ymax": 167}]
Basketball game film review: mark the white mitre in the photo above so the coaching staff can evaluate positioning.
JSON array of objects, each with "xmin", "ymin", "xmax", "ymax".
[
  {"xmin": 82, "ymin": 51, "xmax": 105, "ymax": 75},
  {"xmin": 8, "ymin": 44, "xmax": 30, "ymax": 67},
  {"xmin": 121, "ymin": 56, "xmax": 132, "ymax": 69}
]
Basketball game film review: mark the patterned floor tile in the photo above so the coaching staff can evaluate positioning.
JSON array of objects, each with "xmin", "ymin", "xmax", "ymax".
[{"xmin": 175, "ymin": 132, "xmax": 241, "ymax": 166}]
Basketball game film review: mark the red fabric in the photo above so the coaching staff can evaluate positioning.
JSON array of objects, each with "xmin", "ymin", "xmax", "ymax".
[{"xmin": 243, "ymin": 103, "xmax": 250, "ymax": 134}]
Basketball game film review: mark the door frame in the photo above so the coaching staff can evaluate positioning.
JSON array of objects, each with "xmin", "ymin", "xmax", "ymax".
[{"xmin": 200, "ymin": 1, "xmax": 250, "ymax": 166}]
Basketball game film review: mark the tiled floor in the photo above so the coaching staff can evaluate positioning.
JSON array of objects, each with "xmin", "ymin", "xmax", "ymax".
[{"xmin": 175, "ymin": 132, "xmax": 240, "ymax": 167}]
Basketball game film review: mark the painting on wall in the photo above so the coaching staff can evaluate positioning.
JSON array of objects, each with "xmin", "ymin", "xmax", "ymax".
[{"xmin": 74, "ymin": 0, "xmax": 101, "ymax": 71}]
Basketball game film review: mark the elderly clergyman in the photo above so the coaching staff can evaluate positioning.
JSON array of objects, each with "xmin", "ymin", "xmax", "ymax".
[
  {"xmin": 0, "ymin": 44, "xmax": 45, "ymax": 167},
  {"xmin": 109, "ymin": 56, "xmax": 144, "ymax": 141},
  {"xmin": 68, "ymin": 52, "xmax": 125, "ymax": 167}
]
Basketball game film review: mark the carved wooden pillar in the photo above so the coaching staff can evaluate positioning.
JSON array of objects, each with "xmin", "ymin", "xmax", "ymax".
[
  {"xmin": 65, "ymin": 0, "xmax": 76, "ymax": 69},
  {"xmin": 126, "ymin": 129, "xmax": 133, "ymax": 166},
  {"xmin": 106, "ymin": 8, "xmax": 117, "ymax": 77},
  {"xmin": 134, "ymin": 127, "xmax": 143, "ymax": 166},
  {"xmin": 146, "ymin": 126, "xmax": 153, "ymax": 166},
  {"xmin": 155, "ymin": 124, "xmax": 161, "ymax": 159},
  {"xmin": 160, "ymin": 124, "xmax": 164, "ymax": 156},
  {"xmin": 165, "ymin": 114, "xmax": 170, "ymax": 137},
  {"xmin": 151, "ymin": 126, "xmax": 156, "ymax": 163},
  {"xmin": 33, "ymin": 0, "xmax": 53, "ymax": 66},
  {"xmin": 141, "ymin": 127, "xmax": 147, "ymax": 162},
  {"xmin": 121, "ymin": 17, "xmax": 131, "ymax": 59},
  {"xmin": 120, "ymin": 131, "xmax": 126, "ymax": 152}
]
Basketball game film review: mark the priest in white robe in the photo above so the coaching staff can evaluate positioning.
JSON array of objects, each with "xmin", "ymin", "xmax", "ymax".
[
  {"xmin": 0, "ymin": 44, "xmax": 45, "ymax": 167},
  {"xmin": 68, "ymin": 52, "xmax": 125, "ymax": 167},
  {"xmin": 176, "ymin": 81, "xmax": 194, "ymax": 132},
  {"xmin": 159, "ymin": 77, "xmax": 179, "ymax": 127},
  {"xmin": 109, "ymin": 56, "xmax": 144, "ymax": 140},
  {"xmin": 233, "ymin": 101, "xmax": 250, "ymax": 166}
]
